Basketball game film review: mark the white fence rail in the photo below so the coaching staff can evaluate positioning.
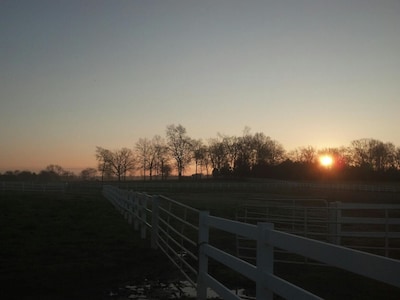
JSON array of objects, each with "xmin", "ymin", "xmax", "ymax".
[
  {"xmin": 236, "ymin": 200, "xmax": 400, "ymax": 261},
  {"xmin": 330, "ymin": 202, "xmax": 400, "ymax": 257},
  {"xmin": 103, "ymin": 185, "xmax": 200, "ymax": 286},
  {"xmin": 123, "ymin": 180, "xmax": 400, "ymax": 193},
  {"xmin": 102, "ymin": 185, "xmax": 400, "ymax": 299}
]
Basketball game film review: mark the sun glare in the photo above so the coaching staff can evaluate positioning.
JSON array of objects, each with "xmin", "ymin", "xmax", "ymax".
[{"xmin": 319, "ymin": 155, "xmax": 333, "ymax": 168}]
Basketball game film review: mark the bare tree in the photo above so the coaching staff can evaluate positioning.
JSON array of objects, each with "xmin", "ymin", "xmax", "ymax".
[
  {"xmin": 233, "ymin": 129, "xmax": 256, "ymax": 175},
  {"xmin": 370, "ymin": 141, "xmax": 396, "ymax": 171},
  {"xmin": 207, "ymin": 138, "xmax": 228, "ymax": 172},
  {"xmin": 198, "ymin": 144, "xmax": 210, "ymax": 176},
  {"xmin": 349, "ymin": 139, "xmax": 373, "ymax": 168},
  {"xmin": 111, "ymin": 148, "xmax": 135, "ymax": 181},
  {"xmin": 135, "ymin": 135, "xmax": 169, "ymax": 180},
  {"xmin": 152, "ymin": 135, "xmax": 170, "ymax": 180},
  {"xmin": 201, "ymin": 146, "xmax": 211, "ymax": 176},
  {"xmin": 222, "ymin": 135, "xmax": 240, "ymax": 170},
  {"xmin": 394, "ymin": 147, "xmax": 400, "ymax": 170},
  {"xmin": 80, "ymin": 168, "xmax": 97, "ymax": 181},
  {"xmin": 166, "ymin": 124, "xmax": 193, "ymax": 180},
  {"xmin": 299, "ymin": 146, "xmax": 317, "ymax": 164},
  {"xmin": 40, "ymin": 164, "xmax": 67, "ymax": 181},
  {"xmin": 192, "ymin": 139, "xmax": 205, "ymax": 175},
  {"xmin": 250, "ymin": 132, "xmax": 285, "ymax": 166},
  {"xmin": 349, "ymin": 138, "xmax": 395, "ymax": 171},
  {"xmin": 95, "ymin": 146, "xmax": 113, "ymax": 182},
  {"xmin": 45, "ymin": 164, "xmax": 65, "ymax": 176},
  {"xmin": 135, "ymin": 138, "xmax": 151, "ymax": 180},
  {"xmin": 45, "ymin": 164, "xmax": 75, "ymax": 181},
  {"xmin": 96, "ymin": 147, "xmax": 135, "ymax": 181}
]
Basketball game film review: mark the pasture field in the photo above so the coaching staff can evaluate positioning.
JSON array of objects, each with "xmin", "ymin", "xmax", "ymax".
[
  {"xmin": 161, "ymin": 189, "xmax": 400, "ymax": 299},
  {"xmin": 1, "ymin": 183, "xmax": 399, "ymax": 299},
  {"xmin": 0, "ymin": 189, "xmax": 175, "ymax": 300}
]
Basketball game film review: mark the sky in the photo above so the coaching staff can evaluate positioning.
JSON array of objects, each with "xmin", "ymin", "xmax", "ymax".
[{"xmin": 1, "ymin": 0, "xmax": 400, "ymax": 173}]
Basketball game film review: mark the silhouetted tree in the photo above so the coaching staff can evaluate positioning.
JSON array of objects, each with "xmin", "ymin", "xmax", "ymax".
[
  {"xmin": 0, "ymin": 170, "xmax": 33, "ymax": 181},
  {"xmin": 349, "ymin": 139, "xmax": 396, "ymax": 173},
  {"xmin": 222, "ymin": 135, "xmax": 240, "ymax": 170},
  {"xmin": 208, "ymin": 138, "xmax": 228, "ymax": 172},
  {"xmin": 166, "ymin": 124, "xmax": 193, "ymax": 180},
  {"xmin": 38, "ymin": 170, "xmax": 59, "ymax": 182},
  {"xmin": 110, "ymin": 148, "xmax": 135, "ymax": 181},
  {"xmin": 80, "ymin": 168, "xmax": 97, "ymax": 181},
  {"xmin": 192, "ymin": 139, "xmax": 208, "ymax": 176},
  {"xmin": 298, "ymin": 146, "xmax": 317, "ymax": 164},
  {"xmin": 17, "ymin": 171, "xmax": 37, "ymax": 181},
  {"xmin": 135, "ymin": 138, "xmax": 151, "ymax": 180},
  {"xmin": 95, "ymin": 147, "xmax": 135, "ymax": 181},
  {"xmin": 95, "ymin": 146, "xmax": 113, "ymax": 182},
  {"xmin": 152, "ymin": 135, "xmax": 170, "ymax": 180},
  {"xmin": 46, "ymin": 164, "xmax": 65, "ymax": 176},
  {"xmin": 394, "ymin": 148, "xmax": 400, "ymax": 170},
  {"xmin": 370, "ymin": 141, "xmax": 396, "ymax": 171},
  {"xmin": 251, "ymin": 132, "xmax": 286, "ymax": 166},
  {"xmin": 43, "ymin": 164, "xmax": 75, "ymax": 181},
  {"xmin": 93, "ymin": 128, "xmax": 400, "ymax": 182}
]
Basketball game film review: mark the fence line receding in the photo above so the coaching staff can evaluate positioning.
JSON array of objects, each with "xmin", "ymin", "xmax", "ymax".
[{"xmin": 102, "ymin": 185, "xmax": 400, "ymax": 300}]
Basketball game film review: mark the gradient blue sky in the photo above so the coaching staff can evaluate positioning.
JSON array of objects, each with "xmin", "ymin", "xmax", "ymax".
[{"xmin": 1, "ymin": 0, "xmax": 399, "ymax": 173}]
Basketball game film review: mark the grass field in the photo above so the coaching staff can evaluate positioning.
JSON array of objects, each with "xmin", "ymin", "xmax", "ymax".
[
  {"xmin": 1, "ymin": 184, "xmax": 399, "ymax": 299},
  {"xmin": 161, "ymin": 189, "xmax": 400, "ymax": 299},
  {"xmin": 0, "ymin": 189, "xmax": 175, "ymax": 300}
]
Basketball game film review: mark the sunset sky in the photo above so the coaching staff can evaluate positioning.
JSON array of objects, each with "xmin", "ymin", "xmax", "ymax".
[{"xmin": 1, "ymin": 0, "xmax": 399, "ymax": 173}]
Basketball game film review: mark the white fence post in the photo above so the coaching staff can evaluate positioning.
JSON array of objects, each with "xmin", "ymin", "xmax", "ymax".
[
  {"xmin": 197, "ymin": 211, "xmax": 210, "ymax": 300},
  {"xmin": 140, "ymin": 194, "xmax": 147, "ymax": 239},
  {"xmin": 151, "ymin": 195, "xmax": 160, "ymax": 249},
  {"xmin": 384, "ymin": 208, "xmax": 389, "ymax": 257},
  {"xmin": 127, "ymin": 191, "xmax": 133, "ymax": 225},
  {"xmin": 133, "ymin": 193, "xmax": 139, "ymax": 231},
  {"xmin": 335, "ymin": 202, "xmax": 342, "ymax": 245},
  {"xmin": 123, "ymin": 190, "xmax": 129, "ymax": 221},
  {"xmin": 256, "ymin": 222, "xmax": 274, "ymax": 300},
  {"xmin": 329, "ymin": 201, "xmax": 341, "ymax": 245}
]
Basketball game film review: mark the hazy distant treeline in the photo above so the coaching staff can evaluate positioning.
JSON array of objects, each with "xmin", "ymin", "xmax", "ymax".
[
  {"xmin": 2, "ymin": 124, "xmax": 400, "ymax": 182},
  {"xmin": 0, "ymin": 164, "xmax": 95, "ymax": 182}
]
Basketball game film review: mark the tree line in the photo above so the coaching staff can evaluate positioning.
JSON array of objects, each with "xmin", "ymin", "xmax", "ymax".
[
  {"xmin": 0, "ymin": 164, "xmax": 95, "ymax": 182},
  {"xmin": 2, "ymin": 124, "xmax": 400, "ymax": 182},
  {"xmin": 94, "ymin": 124, "xmax": 400, "ymax": 182}
]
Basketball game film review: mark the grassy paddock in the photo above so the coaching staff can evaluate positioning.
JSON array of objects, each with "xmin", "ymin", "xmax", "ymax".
[
  {"xmin": 2, "ymin": 185, "xmax": 399, "ymax": 299},
  {"xmin": 0, "ymin": 190, "xmax": 174, "ymax": 300},
  {"xmin": 161, "ymin": 189, "xmax": 400, "ymax": 299}
]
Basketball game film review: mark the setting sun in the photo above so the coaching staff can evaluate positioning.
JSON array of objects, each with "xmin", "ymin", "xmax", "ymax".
[{"xmin": 319, "ymin": 155, "xmax": 333, "ymax": 168}]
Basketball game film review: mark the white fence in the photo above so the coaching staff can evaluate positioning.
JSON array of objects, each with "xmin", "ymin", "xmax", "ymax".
[
  {"xmin": 123, "ymin": 180, "xmax": 400, "ymax": 193},
  {"xmin": 102, "ymin": 185, "xmax": 400, "ymax": 299},
  {"xmin": 103, "ymin": 185, "xmax": 200, "ymax": 286},
  {"xmin": 0, "ymin": 181, "xmax": 67, "ymax": 192},
  {"xmin": 236, "ymin": 200, "xmax": 400, "ymax": 261},
  {"xmin": 330, "ymin": 202, "xmax": 400, "ymax": 257}
]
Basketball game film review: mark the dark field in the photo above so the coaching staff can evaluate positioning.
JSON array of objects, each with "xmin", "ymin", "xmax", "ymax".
[
  {"xmin": 1, "ymin": 184, "xmax": 399, "ymax": 299},
  {"xmin": 165, "ymin": 190, "xmax": 400, "ymax": 300},
  {"xmin": 0, "ymin": 189, "xmax": 175, "ymax": 300}
]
